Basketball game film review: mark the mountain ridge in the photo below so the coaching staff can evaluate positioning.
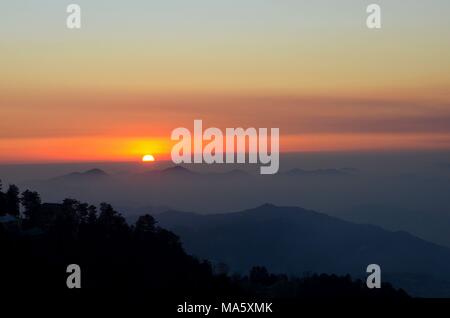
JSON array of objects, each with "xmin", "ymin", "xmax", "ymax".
[{"xmin": 156, "ymin": 203, "xmax": 450, "ymax": 297}]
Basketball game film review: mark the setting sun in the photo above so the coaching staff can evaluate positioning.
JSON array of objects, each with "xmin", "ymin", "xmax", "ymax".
[{"xmin": 142, "ymin": 154, "xmax": 155, "ymax": 162}]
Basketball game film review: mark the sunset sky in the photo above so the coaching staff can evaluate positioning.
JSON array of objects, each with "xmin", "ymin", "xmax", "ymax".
[{"xmin": 1, "ymin": 0, "xmax": 450, "ymax": 163}]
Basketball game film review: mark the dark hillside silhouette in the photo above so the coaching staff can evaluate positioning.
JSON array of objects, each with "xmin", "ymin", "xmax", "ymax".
[
  {"xmin": 0, "ymin": 181, "xmax": 408, "ymax": 304},
  {"xmin": 156, "ymin": 204, "xmax": 450, "ymax": 297}
]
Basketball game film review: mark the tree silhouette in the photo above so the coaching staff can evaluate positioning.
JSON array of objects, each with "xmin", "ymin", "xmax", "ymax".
[
  {"xmin": 135, "ymin": 214, "xmax": 157, "ymax": 233},
  {"xmin": 97, "ymin": 202, "xmax": 129, "ymax": 239},
  {"xmin": 77, "ymin": 202, "xmax": 89, "ymax": 225},
  {"xmin": 0, "ymin": 179, "xmax": 6, "ymax": 216},
  {"xmin": 21, "ymin": 190, "xmax": 42, "ymax": 227},
  {"xmin": 86, "ymin": 205, "xmax": 97, "ymax": 224},
  {"xmin": 5, "ymin": 184, "xmax": 20, "ymax": 216},
  {"xmin": 134, "ymin": 214, "xmax": 157, "ymax": 241},
  {"xmin": 0, "ymin": 183, "xmax": 409, "ymax": 302}
]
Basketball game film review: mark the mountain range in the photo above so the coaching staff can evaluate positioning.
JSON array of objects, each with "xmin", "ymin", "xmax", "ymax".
[
  {"xmin": 156, "ymin": 203, "xmax": 450, "ymax": 297},
  {"xmin": 18, "ymin": 165, "xmax": 450, "ymax": 250}
]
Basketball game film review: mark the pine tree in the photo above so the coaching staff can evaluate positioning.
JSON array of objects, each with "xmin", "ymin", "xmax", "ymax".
[
  {"xmin": 5, "ymin": 185, "xmax": 20, "ymax": 217},
  {"xmin": 21, "ymin": 190, "xmax": 42, "ymax": 226}
]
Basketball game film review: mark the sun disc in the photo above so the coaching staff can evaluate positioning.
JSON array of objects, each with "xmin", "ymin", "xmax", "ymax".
[{"xmin": 142, "ymin": 154, "xmax": 155, "ymax": 162}]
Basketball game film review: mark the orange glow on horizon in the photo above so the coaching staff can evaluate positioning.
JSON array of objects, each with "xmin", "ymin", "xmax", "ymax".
[
  {"xmin": 1, "ymin": 133, "xmax": 450, "ymax": 164},
  {"xmin": 0, "ymin": 137, "xmax": 172, "ymax": 164}
]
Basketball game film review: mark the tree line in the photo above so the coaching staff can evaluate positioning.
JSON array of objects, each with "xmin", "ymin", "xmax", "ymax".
[{"xmin": 0, "ymin": 180, "xmax": 409, "ymax": 301}]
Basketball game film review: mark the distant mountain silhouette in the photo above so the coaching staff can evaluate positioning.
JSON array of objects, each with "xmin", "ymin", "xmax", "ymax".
[
  {"xmin": 139, "ymin": 166, "xmax": 250, "ymax": 179},
  {"xmin": 41, "ymin": 166, "xmax": 359, "ymax": 187},
  {"xmin": 50, "ymin": 168, "xmax": 108, "ymax": 181},
  {"xmin": 156, "ymin": 204, "xmax": 450, "ymax": 297},
  {"xmin": 160, "ymin": 166, "xmax": 197, "ymax": 176},
  {"xmin": 137, "ymin": 166, "xmax": 199, "ymax": 180}
]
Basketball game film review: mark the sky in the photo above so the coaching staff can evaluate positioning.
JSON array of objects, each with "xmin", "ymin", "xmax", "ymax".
[{"xmin": 1, "ymin": 0, "xmax": 450, "ymax": 163}]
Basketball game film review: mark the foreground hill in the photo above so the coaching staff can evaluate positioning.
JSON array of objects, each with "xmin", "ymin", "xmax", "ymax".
[
  {"xmin": 156, "ymin": 204, "xmax": 450, "ymax": 297},
  {"xmin": 0, "ymin": 184, "xmax": 408, "ymax": 307}
]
